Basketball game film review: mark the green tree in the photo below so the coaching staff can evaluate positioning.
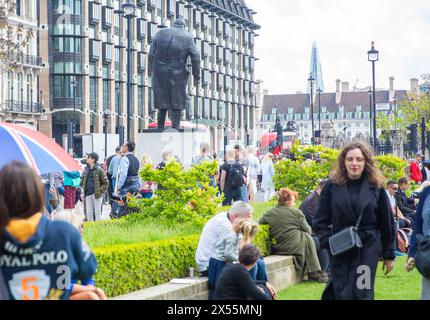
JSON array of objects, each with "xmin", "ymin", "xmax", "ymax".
[
  {"xmin": 130, "ymin": 159, "xmax": 220, "ymax": 227},
  {"xmin": 0, "ymin": 0, "xmax": 34, "ymax": 72}
]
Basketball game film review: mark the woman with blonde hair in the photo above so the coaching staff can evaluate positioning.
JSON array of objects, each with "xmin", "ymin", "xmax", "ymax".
[
  {"xmin": 261, "ymin": 153, "xmax": 275, "ymax": 201},
  {"xmin": 139, "ymin": 153, "xmax": 155, "ymax": 199},
  {"xmin": 259, "ymin": 188, "xmax": 326, "ymax": 283},
  {"xmin": 207, "ymin": 218, "xmax": 259, "ymax": 299},
  {"xmin": 313, "ymin": 141, "xmax": 396, "ymax": 300}
]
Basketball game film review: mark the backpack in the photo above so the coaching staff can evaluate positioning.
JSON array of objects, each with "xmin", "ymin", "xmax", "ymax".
[{"xmin": 228, "ymin": 163, "xmax": 244, "ymax": 188}]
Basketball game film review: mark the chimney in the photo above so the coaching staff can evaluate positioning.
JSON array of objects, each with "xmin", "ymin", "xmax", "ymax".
[
  {"xmin": 388, "ymin": 76, "xmax": 395, "ymax": 102},
  {"xmin": 336, "ymin": 79, "xmax": 341, "ymax": 93},
  {"xmin": 335, "ymin": 79, "xmax": 342, "ymax": 104},
  {"xmin": 411, "ymin": 78, "xmax": 419, "ymax": 94},
  {"xmin": 342, "ymin": 81, "xmax": 349, "ymax": 92}
]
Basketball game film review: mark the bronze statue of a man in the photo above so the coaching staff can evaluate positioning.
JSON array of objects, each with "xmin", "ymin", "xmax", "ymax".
[{"xmin": 148, "ymin": 18, "xmax": 201, "ymax": 130}]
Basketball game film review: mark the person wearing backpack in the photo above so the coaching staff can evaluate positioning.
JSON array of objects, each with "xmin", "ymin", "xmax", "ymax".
[{"xmin": 221, "ymin": 149, "xmax": 244, "ymax": 206}]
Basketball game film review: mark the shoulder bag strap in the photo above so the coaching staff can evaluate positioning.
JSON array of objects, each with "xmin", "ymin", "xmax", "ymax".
[{"xmin": 355, "ymin": 187, "xmax": 381, "ymax": 229}]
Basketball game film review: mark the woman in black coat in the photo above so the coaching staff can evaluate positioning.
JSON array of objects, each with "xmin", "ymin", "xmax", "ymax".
[{"xmin": 312, "ymin": 141, "xmax": 396, "ymax": 300}]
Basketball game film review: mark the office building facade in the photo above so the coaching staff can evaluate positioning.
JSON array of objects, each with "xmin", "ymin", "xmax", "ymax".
[
  {"xmin": 0, "ymin": 0, "xmax": 44, "ymax": 126},
  {"xmin": 38, "ymin": 0, "xmax": 260, "ymax": 152}
]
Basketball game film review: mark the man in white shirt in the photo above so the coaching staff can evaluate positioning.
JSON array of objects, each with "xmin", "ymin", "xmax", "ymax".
[
  {"xmin": 247, "ymin": 147, "xmax": 261, "ymax": 202},
  {"xmin": 195, "ymin": 201, "xmax": 254, "ymax": 276},
  {"xmin": 386, "ymin": 180, "xmax": 412, "ymax": 229}
]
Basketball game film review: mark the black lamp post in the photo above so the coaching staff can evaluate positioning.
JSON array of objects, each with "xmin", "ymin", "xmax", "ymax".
[
  {"xmin": 115, "ymin": 83, "xmax": 124, "ymax": 146},
  {"xmin": 368, "ymin": 42, "xmax": 379, "ymax": 151},
  {"xmin": 317, "ymin": 87, "xmax": 322, "ymax": 134},
  {"xmin": 122, "ymin": 0, "xmax": 136, "ymax": 142},
  {"xmin": 103, "ymin": 109, "xmax": 110, "ymax": 159},
  {"xmin": 71, "ymin": 76, "xmax": 78, "ymax": 156},
  {"xmin": 20, "ymin": 87, "xmax": 24, "ymax": 112},
  {"xmin": 308, "ymin": 73, "xmax": 315, "ymax": 143},
  {"xmin": 368, "ymin": 88, "xmax": 372, "ymax": 139}
]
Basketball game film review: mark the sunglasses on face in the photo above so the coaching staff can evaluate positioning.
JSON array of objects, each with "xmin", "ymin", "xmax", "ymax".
[{"xmin": 390, "ymin": 186, "xmax": 398, "ymax": 190}]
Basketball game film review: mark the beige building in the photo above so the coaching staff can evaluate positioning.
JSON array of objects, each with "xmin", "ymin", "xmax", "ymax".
[
  {"xmin": 0, "ymin": 0, "xmax": 44, "ymax": 127},
  {"xmin": 37, "ymin": 0, "xmax": 260, "ymax": 155}
]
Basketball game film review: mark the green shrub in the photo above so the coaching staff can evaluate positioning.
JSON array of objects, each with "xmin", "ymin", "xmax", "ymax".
[
  {"xmin": 131, "ymin": 160, "xmax": 221, "ymax": 227},
  {"xmin": 93, "ymin": 225, "xmax": 272, "ymax": 297},
  {"xmin": 374, "ymin": 154, "xmax": 407, "ymax": 182}
]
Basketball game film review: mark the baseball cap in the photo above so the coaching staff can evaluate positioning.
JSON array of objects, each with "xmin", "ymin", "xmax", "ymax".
[{"xmin": 86, "ymin": 152, "xmax": 99, "ymax": 162}]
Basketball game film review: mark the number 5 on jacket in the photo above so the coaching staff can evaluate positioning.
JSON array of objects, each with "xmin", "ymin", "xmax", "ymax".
[{"xmin": 9, "ymin": 270, "xmax": 50, "ymax": 300}]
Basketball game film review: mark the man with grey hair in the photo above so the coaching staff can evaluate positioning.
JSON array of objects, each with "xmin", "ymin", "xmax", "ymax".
[
  {"xmin": 195, "ymin": 201, "xmax": 254, "ymax": 277},
  {"xmin": 192, "ymin": 142, "xmax": 213, "ymax": 165}
]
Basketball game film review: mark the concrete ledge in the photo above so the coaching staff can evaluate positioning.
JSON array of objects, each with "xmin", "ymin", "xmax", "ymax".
[{"xmin": 112, "ymin": 255, "xmax": 301, "ymax": 300}]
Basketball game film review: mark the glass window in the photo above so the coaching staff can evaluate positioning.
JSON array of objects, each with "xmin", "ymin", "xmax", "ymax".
[{"xmin": 16, "ymin": 0, "xmax": 21, "ymax": 16}]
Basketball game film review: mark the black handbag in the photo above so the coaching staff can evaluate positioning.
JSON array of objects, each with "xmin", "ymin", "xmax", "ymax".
[{"xmin": 329, "ymin": 210, "xmax": 365, "ymax": 256}]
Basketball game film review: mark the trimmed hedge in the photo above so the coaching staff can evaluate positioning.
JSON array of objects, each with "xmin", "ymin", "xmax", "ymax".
[{"xmin": 93, "ymin": 225, "xmax": 271, "ymax": 297}]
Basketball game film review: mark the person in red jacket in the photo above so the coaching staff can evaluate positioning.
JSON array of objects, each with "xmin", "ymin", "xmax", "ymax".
[{"xmin": 410, "ymin": 153, "xmax": 423, "ymax": 184}]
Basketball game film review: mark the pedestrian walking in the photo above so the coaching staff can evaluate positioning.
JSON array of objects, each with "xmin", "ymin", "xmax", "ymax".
[
  {"xmin": 247, "ymin": 147, "xmax": 261, "ymax": 203},
  {"xmin": 313, "ymin": 141, "xmax": 396, "ymax": 300},
  {"xmin": 80, "ymin": 152, "xmax": 109, "ymax": 222},
  {"xmin": 63, "ymin": 170, "xmax": 81, "ymax": 209},
  {"xmin": 116, "ymin": 141, "xmax": 141, "ymax": 196},
  {"xmin": 220, "ymin": 149, "xmax": 244, "ymax": 206},
  {"xmin": 406, "ymin": 185, "xmax": 430, "ymax": 300},
  {"xmin": 261, "ymin": 153, "xmax": 275, "ymax": 201}
]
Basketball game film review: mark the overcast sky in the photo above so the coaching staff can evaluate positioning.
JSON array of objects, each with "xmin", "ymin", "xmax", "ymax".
[{"xmin": 244, "ymin": 0, "xmax": 430, "ymax": 94}]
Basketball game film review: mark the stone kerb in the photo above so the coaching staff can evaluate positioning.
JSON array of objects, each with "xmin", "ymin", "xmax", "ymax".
[{"xmin": 112, "ymin": 255, "xmax": 300, "ymax": 300}]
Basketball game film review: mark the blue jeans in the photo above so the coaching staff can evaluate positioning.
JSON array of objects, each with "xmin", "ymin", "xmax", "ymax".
[
  {"xmin": 249, "ymin": 256, "xmax": 268, "ymax": 282},
  {"xmin": 208, "ymin": 258, "xmax": 226, "ymax": 300},
  {"xmin": 111, "ymin": 178, "xmax": 119, "ymax": 215},
  {"xmin": 241, "ymin": 185, "xmax": 248, "ymax": 202}
]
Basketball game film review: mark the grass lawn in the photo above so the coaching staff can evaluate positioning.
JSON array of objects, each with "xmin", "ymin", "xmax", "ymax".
[
  {"xmin": 84, "ymin": 200, "xmax": 276, "ymax": 249},
  {"xmin": 278, "ymin": 256, "xmax": 422, "ymax": 300}
]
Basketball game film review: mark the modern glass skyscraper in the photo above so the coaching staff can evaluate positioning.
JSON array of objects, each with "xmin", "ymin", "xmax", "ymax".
[{"xmin": 307, "ymin": 41, "xmax": 324, "ymax": 92}]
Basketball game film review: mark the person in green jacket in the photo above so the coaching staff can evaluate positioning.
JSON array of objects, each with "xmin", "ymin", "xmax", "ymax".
[
  {"xmin": 259, "ymin": 187, "xmax": 327, "ymax": 283},
  {"xmin": 80, "ymin": 152, "xmax": 109, "ymax": 222}
]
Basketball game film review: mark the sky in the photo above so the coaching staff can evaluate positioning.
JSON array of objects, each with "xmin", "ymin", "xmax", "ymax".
[{"xmin": 244, "ymin": 0, "xmax": 430, "ymax": 94}]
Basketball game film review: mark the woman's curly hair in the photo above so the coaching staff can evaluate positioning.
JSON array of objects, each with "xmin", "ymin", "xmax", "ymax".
[
  {"xmin": 330, "ymin": 141, "xmax": 384, "ymax": 188},
  {"xmin": 277, "ymin": 188, "xmax": 299, "ymax": 207}
]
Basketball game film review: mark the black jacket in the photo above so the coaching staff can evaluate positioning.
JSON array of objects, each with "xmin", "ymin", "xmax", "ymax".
[
  {"xmin": 214, "ymin": 263, "xmax": 271, "ymax": 300},
  {"xmin": 299, "ymin": 191, "xmax": 320, "ymax": 227},
  {"xmin": 394, "ymin": 189, "xmax": 416, "ymax": 215},
  {"xmin": 313, "ymin": 177, "xmax": 396, "ymax": 300}
]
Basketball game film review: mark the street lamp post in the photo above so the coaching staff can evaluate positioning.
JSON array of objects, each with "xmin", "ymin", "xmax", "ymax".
[
  {"xmin": 122, "ymin": 0, "xmax": 136, "ymax": 142},
  {"xmin": 368, "ymin": 89, "xmax": 372, "ymax": 140},
  {"xmin": 308, "ymin": 73, "xmax": 315, "ymax": 143},
  {"xmin": 115, "ymin": 83, "xmax": 125, "ymax": 146},
  {"xmin": 368, "ymin": 41, "xmax": 379, "ymax": 151},
  {"xmin": 71, "ymin": 76, "xmax": 78, "ymax": 156},
  {"xmin": 103, "ymin": 109, "xmax": 110, "ymax": 159},
  {"xmin": 317, "ymin": 87, "xmax": 322, "ymax": 135},
  {"xmin": 393, "ymin": 96, "xmax": 399, "ymax": 156}
]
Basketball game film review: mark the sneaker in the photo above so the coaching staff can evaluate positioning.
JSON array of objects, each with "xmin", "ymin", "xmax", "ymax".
[{"xmin": 307, "ymin": 270, "xmax": 328, "ymax": 283}]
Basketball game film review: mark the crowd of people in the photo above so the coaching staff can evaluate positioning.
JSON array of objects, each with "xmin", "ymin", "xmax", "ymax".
[
  {"xmin": 194, "ymin": 142, "xmax": 430, "ymax": 300},
  {"xmin": 3, "ymin": 138, "xmax": 430, "ymax": 300}
]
